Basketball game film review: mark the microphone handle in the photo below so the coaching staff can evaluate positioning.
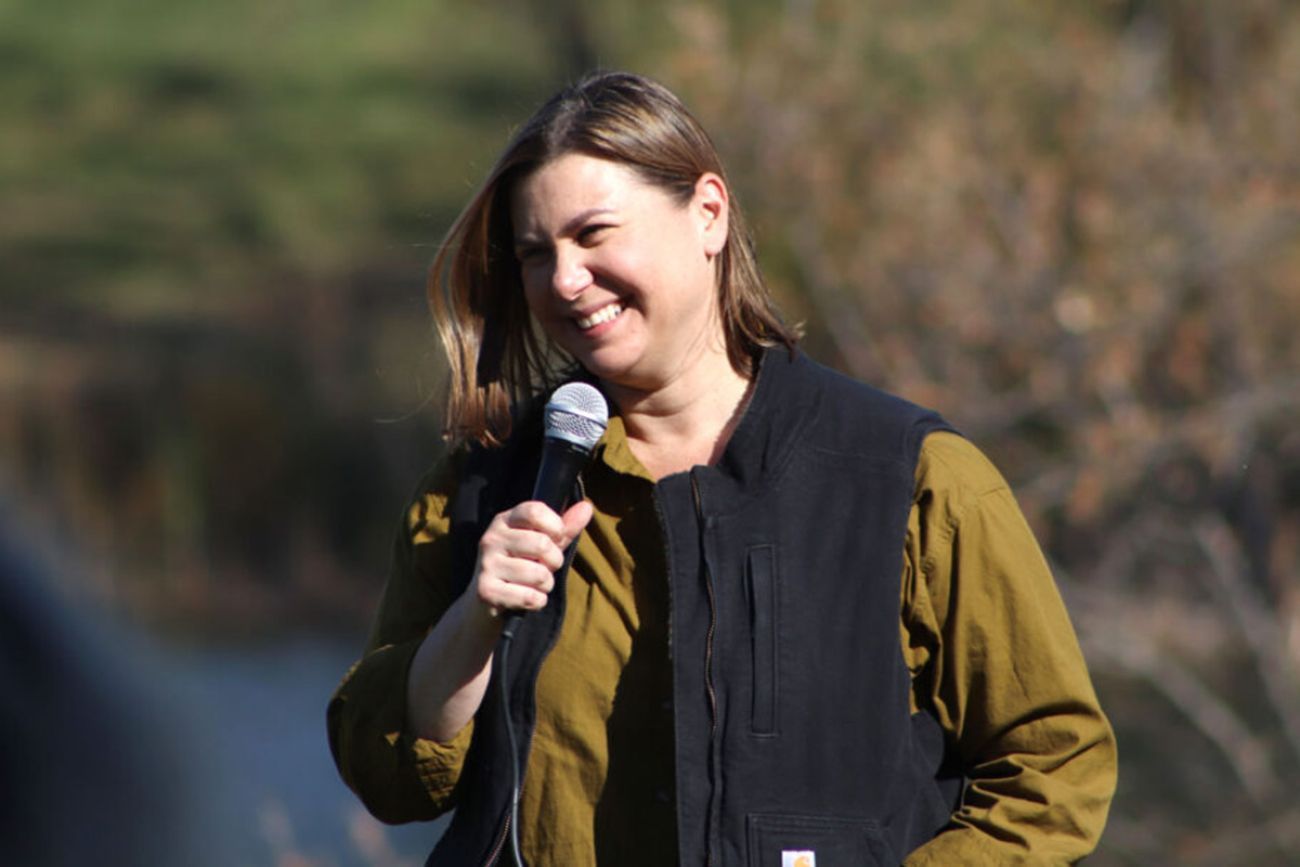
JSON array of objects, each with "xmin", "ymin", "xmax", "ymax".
[
  {"xmin": 501, "ymin": 438, "xmax": 591, "ymax": 638},
  {"xmin": 531, "ymin": 438, "xmax": 591, "ymax": 512}
]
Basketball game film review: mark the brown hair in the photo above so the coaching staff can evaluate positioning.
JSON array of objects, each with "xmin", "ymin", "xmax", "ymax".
[{"xmin": 428, "ymin": 70, "xmax": 798, "ymax": 447}]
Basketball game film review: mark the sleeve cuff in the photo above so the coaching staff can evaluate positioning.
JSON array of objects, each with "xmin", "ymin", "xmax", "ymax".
[{"xmin": 408, "ymin": 719, "xmax": 475, "ymax": 798}]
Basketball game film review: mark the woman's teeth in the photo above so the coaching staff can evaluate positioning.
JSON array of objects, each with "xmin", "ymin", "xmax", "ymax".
[{"xmin": 576, "ymin": 304, "xmax": 622, "ymax": 330}]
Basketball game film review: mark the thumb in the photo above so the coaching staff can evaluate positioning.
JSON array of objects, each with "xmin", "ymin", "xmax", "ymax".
[{"xmin": 560, "ymin": 499, "xmax": 594, "ymax": 543}]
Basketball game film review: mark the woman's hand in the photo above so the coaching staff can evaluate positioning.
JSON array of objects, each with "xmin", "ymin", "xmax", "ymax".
[
  {"xmin": 472, "ymin": 499, "xmax": 595, "ymax": 616},
  {"xmin": 406, "ymin": 497, "xmax": 594, "ymax": 742}
]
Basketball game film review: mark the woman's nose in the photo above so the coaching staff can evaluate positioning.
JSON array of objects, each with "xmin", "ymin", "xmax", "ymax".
[{"xmin": 551, "ymin": 247, "xmax": 591, "ymax": 300}]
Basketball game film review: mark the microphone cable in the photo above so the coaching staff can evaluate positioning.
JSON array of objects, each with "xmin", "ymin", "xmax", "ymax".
[
  {"xmin": 497, "ymin": 623, "xmax": 525, "ymax": 867},
  {"xmin": 497, "ymin": 536, "xmax": 578, "ymax": 867}
]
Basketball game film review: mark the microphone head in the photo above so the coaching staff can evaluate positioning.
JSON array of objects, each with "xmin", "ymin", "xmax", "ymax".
[{"xmin": 543, "ymin": 382, "xmax": 609, "ymax": 451}]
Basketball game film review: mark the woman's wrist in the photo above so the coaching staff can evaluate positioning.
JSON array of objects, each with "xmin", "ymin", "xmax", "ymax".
[{"xmin": 405, "ymin": 590, "xmax": 502, "ymax": 741}]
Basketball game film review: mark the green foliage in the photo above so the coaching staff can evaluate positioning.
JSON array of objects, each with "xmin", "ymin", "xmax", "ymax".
[{"xmin": 0, "ymin": 0, "xmax": 561, "ymax": 307}]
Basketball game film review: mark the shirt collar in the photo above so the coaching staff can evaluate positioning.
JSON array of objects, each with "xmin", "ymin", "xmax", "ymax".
[{"xmin": 593, "ymin": 414, "xmax": 656, "ymax": 482}]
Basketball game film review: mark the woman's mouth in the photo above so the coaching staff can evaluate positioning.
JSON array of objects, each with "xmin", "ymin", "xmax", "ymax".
[{"xmin": 576, "ymin": 303, "xmax": 623, "ymax": 331}]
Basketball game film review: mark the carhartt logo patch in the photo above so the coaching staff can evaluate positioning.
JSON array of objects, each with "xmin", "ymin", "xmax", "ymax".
[{"xmin": 781, "ymin": 851, "xmax": 815, "ymax": 867}]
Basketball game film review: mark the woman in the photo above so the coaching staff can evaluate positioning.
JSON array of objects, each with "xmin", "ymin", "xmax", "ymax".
[{"xmin": 328, "ymin": 71, "xmax": 1117, "ymax": 865}]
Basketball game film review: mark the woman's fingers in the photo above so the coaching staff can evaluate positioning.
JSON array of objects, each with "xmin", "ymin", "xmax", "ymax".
[
  {"xmin": 472, "ymin": 500, "xmax": 594, "ymax": 613},
  {"xmin": 498, "ymin": 525, "xmax": 567, "ymax": 571},
  {"xmin": 476, "ymin": 535, "xmax": 557, "ymax": 611}
]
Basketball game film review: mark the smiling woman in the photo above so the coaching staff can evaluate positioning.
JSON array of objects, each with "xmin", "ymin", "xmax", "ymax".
[
  {"xmin": 327, "ymin": 71, "xmax": 1117, "ymax": 867},
  {"xmin": 511, "ymin": 154, "xmax": 741, "ymax": 472}
]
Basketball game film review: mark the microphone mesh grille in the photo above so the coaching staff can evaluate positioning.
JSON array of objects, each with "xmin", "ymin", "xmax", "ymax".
[{"xmin": 544, "ymin": 382, "xmax": 609, "ymax": 449}]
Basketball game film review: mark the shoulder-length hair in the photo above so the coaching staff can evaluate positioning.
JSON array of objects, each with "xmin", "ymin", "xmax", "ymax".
[{"xmin": 428, "ymin": 70, "xmax": 799, "ymax": 447}]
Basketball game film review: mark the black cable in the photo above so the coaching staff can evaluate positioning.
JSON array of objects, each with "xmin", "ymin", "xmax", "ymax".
[{"xmin": 498, "ymin": 629, "xmax": 525, "ymax": 867}]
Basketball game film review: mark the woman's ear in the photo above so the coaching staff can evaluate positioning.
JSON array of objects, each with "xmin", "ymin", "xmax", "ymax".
[{"xmin": 693, "ymin": 172, "xmax": 729, "ymax": 258}]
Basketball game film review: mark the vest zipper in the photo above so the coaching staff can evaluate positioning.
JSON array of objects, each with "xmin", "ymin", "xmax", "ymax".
[
  {"xmin": 483, "ymin": 812, "xmax": 510, "ymax": 867},
  {"xmin": 691, "ymin": 471, "xmax": 720, "ymax": 867}
]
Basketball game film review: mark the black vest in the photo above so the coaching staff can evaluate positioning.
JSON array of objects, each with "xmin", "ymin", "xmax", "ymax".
[{"xmin": 428, "ymin": 348, "xmax": 962, "ymax": 866}]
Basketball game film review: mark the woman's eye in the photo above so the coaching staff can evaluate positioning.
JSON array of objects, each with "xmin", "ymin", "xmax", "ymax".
[
  {"xmin": 577, "ymin": 225, "xmax": 610, "ymax": 245},
  {"xmin": 515, "ymin": 246, "xmax": 547, "ymax": 264}
]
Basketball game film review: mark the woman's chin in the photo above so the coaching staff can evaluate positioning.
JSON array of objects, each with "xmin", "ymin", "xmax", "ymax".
[
  {"xmin": 574, "ymin": 356, "xmax": 647, "ymax": 393},
  {"xmin": 565, "ymin": 340, "xmax": 637, "ymax": 382}
]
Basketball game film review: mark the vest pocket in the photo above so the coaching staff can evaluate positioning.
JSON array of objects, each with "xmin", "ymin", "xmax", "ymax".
[
  {"xmin": 747, "ymin": 545, "xmax": 778, "ymax": 736},
  {"xmin": 746, "ymin": 813, "xmax": 890, "ymax": 867}
]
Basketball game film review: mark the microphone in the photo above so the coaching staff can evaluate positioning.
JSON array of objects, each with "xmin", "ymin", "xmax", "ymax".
[
  {"xmin": 501, "ymin": 382, "xmax": 608, "ymax": 638},
  {"xmin": 531, "ymin": 381, "xmax": 610, "ymax": 511}
]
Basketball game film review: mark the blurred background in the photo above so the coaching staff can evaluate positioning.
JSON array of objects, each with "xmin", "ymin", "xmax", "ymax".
[{"xmin": 2, "ymin": 0, "xmax": 1298, "ymax": 864}]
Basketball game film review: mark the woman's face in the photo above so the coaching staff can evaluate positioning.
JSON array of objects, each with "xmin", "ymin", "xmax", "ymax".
[{"xmin": 509, "ymin": 153, "xmax": 729, "ymax": 395}]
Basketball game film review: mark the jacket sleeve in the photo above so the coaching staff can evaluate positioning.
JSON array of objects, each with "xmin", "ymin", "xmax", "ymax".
[
  {"xmin": 900, "ymin": 432, "xmax": 1117, "ymax": 864},
  {"xmin": 326, "ymin": 457, "xmax": 475, "ymax": 824}
]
